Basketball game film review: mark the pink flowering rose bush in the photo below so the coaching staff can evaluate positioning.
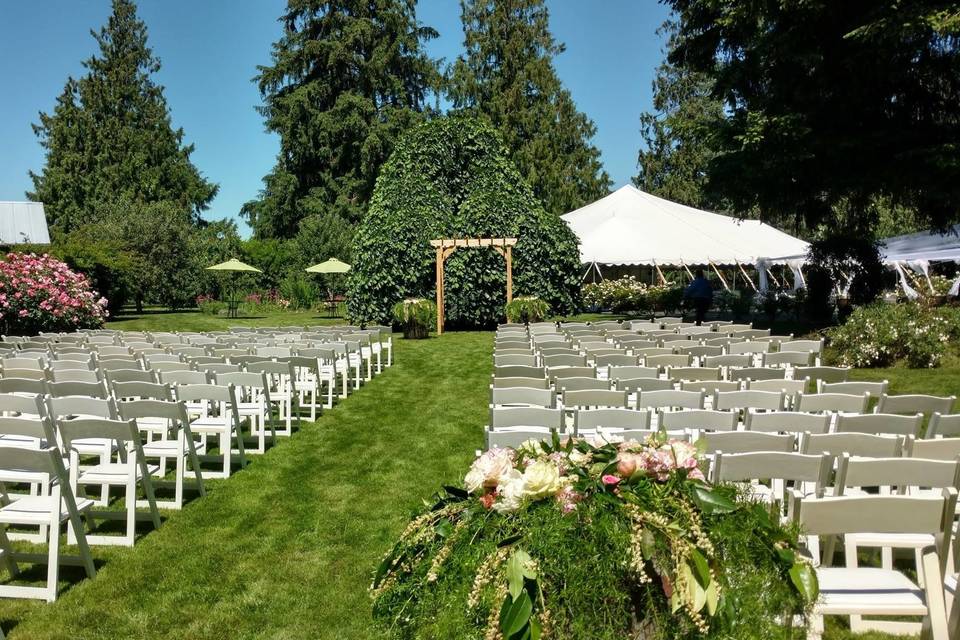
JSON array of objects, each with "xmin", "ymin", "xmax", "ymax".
[
  {"xmin": 373, "ymin": 433, "xmax": 816, "ymax": 640},
  {"xmin": 0, "ymin": 252, "xmax": 108, "ymax": 335}
]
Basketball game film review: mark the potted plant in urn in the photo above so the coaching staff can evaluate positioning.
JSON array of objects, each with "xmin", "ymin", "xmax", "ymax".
[{"xmin": 392, "ymin": 298, "xmax": 436, "ymax": 339}]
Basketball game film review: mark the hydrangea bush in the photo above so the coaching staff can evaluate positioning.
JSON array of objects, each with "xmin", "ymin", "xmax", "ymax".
[
  {"xmin": 0, "ymin": 252, "xmax": 108, "ymax": 335},
  {"xmin": 372, "ymin": 435, "xmax": 815, "ymax": 640},
  {"xmin": 583, "ymin": 277, "xmax": 683, "ymax": 315},
  {"xmin": 829, "ymin": 302, "xmax": 960, "ymax": 368}
]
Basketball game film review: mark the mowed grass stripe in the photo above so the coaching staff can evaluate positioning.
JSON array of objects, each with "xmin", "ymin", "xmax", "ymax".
[{"xmin": 5, "ymin": 332, "xmax": 491, "ymax": 639}]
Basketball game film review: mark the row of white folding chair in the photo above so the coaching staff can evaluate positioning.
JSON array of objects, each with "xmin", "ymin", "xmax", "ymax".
[
  {"xmin": 0, "ymin": 408, "xmax": 162, "ymax": 548},
  {"xmin": 703, "ymin": 450, "xmax": 960, "ymax": 638}
]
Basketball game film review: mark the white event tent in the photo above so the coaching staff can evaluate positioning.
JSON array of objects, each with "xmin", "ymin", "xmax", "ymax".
[
  {"xmin": 878, "ymin": 225, "xmax": 960, "ymax": 298},
  {"xmin": 561, "ymin": 185, "xmax": 809, "ymax": 288}
]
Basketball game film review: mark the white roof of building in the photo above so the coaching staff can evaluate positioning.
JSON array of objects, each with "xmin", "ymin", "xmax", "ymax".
[
  {"xmin": 0, "ymin": 201, "xmax": 51, "ymax": 245},
  {"xmin": 560, "ymin": 185, "xmax": 808, "ymax": 266}
]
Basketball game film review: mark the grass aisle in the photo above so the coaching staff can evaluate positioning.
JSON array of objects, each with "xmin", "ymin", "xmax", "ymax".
[{"xmin": 4, "ymin": 332, "xmax": 491, "ymax": 639}]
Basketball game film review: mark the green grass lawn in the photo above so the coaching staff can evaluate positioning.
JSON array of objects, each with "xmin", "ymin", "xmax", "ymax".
[
  {"xmin": 106, "ymin": 308, "xmax": 348, "ymax": 333},
  {"xmin": 0, "ymin": 312, "xmax": 951, "ymax": 638}
]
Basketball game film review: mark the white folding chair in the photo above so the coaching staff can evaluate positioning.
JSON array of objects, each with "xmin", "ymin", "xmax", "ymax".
[
  {"xmin": 59, "ymin": 417, "xmax": 161, "ymax": 546},
  {"xmin": 793, "ymin": 489, "xmax": 957, "ymax": 640},
  {"xmin": 0, "ymin": 445, "xmax": 96, "ymax": 601}
]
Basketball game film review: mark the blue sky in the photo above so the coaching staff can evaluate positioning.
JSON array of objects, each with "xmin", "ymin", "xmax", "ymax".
[{"xmin": 0, "ymin": 0, "xmax": 671, "ymax": 236}]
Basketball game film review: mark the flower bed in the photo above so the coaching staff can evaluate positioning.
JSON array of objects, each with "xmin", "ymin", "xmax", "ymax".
[
  {"xmin": 829, "ymin": 301, "xmax": 960, "ymax": 368},
  {"xmin": 372, "ymin": 435, "xmax": 815, "ymax": 639},
  {"xmin": 0, "ymin": 252, "xmax": 108, "ymax": 334}
]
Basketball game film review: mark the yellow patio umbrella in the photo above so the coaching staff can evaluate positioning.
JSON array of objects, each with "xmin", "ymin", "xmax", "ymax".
[
  {"xmin": 305, "ymin": 258, "xmax": 351, "ymax": 317},
  {"xmin": 305, "ymin": 258, "xmax": 351, "ymax": 274},
  {"xmin": 207, "ymin": 258, "xmax": 262, "ymax": 317}
]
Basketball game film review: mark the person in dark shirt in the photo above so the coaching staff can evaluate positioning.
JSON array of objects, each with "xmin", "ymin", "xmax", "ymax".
[{"xmin": 684, "ymin": 269, "xmax": 714, "ymax": 326}]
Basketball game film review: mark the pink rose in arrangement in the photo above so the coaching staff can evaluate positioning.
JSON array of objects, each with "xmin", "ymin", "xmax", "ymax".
[
  {"xmin": 464, "ymin": 435, "xmax": 708, "ymax": 515},
  {"xmin": 0, "ymin": 252, "xmax": 108, "ymax": 334}
]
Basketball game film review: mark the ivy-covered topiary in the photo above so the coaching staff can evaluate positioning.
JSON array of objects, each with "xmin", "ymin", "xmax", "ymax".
[{"xmin": 347, "ymin": 115, "xmax": 582, "ymax": 327}]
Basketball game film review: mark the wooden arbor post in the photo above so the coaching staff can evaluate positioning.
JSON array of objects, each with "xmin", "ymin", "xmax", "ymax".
[{"xmin": 430, "ymin": 238, "xmax": 517, "ymax": 335}]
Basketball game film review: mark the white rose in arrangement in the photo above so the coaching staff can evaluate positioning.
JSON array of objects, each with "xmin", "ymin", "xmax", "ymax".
[
  {"xmin": 464, "ymin": 448, "xmax": 515, "ymax": 494},
  {"xmin": 518, "ymin": 439, "xmax": 542, "ymax": 456},
  {"xmin": 493, "ymin": 469, "xmax": 525, "ymax": 513},
  {"xmin": 520, "ymin": 460, "xmax": 563, "ymax": 500},
  {"xmin": 567, "ymin": 449, "xmax": 592, "ymax": 467}
]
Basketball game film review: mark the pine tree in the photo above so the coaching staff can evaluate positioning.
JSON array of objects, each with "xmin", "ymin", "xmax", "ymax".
[
  {"xmin": 29, "ymin": 0, "xmax": 217, "ymax": 231},
  {"xmin": 244, "ymin": 0, "xmax": 441, "ymax": 242},
  {"xmin": 635, "ymin": 21, "xmax": 724, "ymax": 210},
  {"xmin": 449, "ymin": 0, "xmax": 610, "ymax": 215}
]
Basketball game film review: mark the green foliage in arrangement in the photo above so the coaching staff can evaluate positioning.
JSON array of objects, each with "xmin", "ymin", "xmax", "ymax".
[
  {"xmin": 29, "ymin": 0, "xmax": 217, "ymax": 233},
  {"xmin": 449, "ymin": 0, "xmax": 610, "ymax": 215},
  {"xmin": 348, "ymin": 116, "xmax": 582, "ymax": 327},
  {"xmin": 829, "ymin": 302, "xmax": 960, "ymax": 369},
  {"xmin": 504, "ymin": 296, "xmax": 549, "ymax": 324},
  {"xmin": 242, "ymin": 0, "xmax": 441, "ymax": 253},
  {"xmin": 392, "ymin": 298, "xmax": 436, "ymax": 339},
  {"xmin": 372, "ymin": 436, "xmax": 814, "ymax": 640}
]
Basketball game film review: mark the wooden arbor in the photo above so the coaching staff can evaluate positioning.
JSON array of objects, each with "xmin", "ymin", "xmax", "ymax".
[{"xmin": 430, "ymin": 238, "xmax": 517, "ymax": 334}]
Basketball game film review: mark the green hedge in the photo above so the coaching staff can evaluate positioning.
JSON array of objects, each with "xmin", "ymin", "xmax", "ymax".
[{"xmin": 347, "ymin": 115, "xmax": 582, "ymax": 327}]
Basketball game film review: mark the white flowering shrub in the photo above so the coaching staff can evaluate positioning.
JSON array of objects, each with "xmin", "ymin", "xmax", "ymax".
[
  {"xmin": 582, "ymin": 277, "xmax": 682, "ymax": 314},
  {"xmin": 829, "ymin": 302, "xmax": 960, "ymax": 368}
]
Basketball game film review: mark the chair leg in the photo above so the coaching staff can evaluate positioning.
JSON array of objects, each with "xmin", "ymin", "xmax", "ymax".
[
  {"xmin": 0, "ymin": 525, "xmax": 20, "ymax": 578},
  {"xmin": 947, "ymin": 583, "xmax": 959, "ymax": 640},
  {"xmin": 138, "ymin": 460, "xmax": 162, "ymax": 530},
  {"xmin": 806, "ymin": 611, "xmax": 824, "ymax": 640},
  {"xmin": 921, "ymin": 546, "xmax": 949, "ymax": 640},
  {"xmin": 125, "ymin": 475, "xmax": 137, "ymax": 546},
  {"xmin": 844, "ymin": 537, "xmax": 865, "ymax": 631},
  {"xmin": 46, "ymin": 509, "xmax": 60, "ymax": 602},
  {"xmin": 185, "ymin": 432, "xmax": 206, "ymax": 498},
  {"xmin": 174, "ymin": 452, "xmax": 184, "ymax": 509}
]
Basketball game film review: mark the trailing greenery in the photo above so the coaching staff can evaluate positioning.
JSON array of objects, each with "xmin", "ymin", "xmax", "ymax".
[
  {"xmin": 392, "ymin": 298, "xmax": 436, "ymax": 339},
  {"xmin": 829, "ymin": 302, "xmax": 960, "ymax": 368},
  {"xmin": 372, "ymin": 436, "xmax": 814, "ymax": 639},
  {"xmin": 504, "ymin": 296, "xmax": 549, "ymax": 324},
  {"xmin": 448, "ymin": 0, "xmax": 610, "ymax": 215},
  {"xmin": 242, "ymin": 0, "xmax": 441, "ymax": 251},
  {"xmin": 348, "ymin": 115, "xmax": 581, "ymax": 327}
]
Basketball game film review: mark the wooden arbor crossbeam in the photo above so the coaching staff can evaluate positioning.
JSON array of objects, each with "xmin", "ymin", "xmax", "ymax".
[{"xmin": 430, "ymin": 238, "xmax": 518, "ymax": 334}]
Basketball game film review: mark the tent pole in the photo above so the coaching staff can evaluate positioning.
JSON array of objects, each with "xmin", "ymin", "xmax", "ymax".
[
  {"xmin": 766, "ymin": 268, "xmax": 781, "ymax": 288},
  {"xmin": 737, "ymin": 261, "xmax": 758, "ymax": 293},
  {"xmin": 681, "ymin": 261, "xmax": 694, "ymax": 281},
  {"xmin": 581, "ymin": 264, "xmax": 593, "ymax": 283},
  {"xmin": 654, "ymin": 262, "xmax": 667, "ymax": 285},
  {"xmin": 709, "ymin": 261, "xmax": 730, "ymax": 291}
]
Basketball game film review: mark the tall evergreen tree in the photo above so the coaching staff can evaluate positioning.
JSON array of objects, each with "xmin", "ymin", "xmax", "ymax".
[
  {"xmin": 29, "ymin": 0, "xmax": 217, "ymax": 231},
  {"xmin": 665, "ymin": 0, "xmax": 960, "ymax": 234},
  {"xmin": 244, "ymin": 0, "xmax": 441, "ymax": 242},
  {"xmin": 448, "ymin": 0, "xmax": 611, "ymax": 215},
  {"xmin": 635, "ymin": 21, "xmax": 723, "ymax": 211}
]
